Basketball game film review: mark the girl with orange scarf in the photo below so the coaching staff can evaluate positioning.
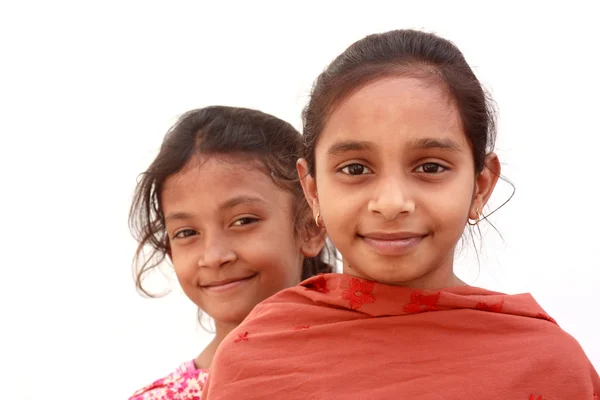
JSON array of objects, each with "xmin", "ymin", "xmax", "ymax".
[{"xmin": 202, "ymin": 30, "xmax": 600, "ymax": 399}]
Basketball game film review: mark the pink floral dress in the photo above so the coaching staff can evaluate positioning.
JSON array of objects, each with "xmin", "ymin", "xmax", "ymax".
[{"xmin": 129, "ymin": 360, "xmax": 209, "ymax": 400}]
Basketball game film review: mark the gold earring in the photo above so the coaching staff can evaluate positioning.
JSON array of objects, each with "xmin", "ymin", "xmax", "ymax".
[
  {"xmin": 315, "ymin": 211, "xmax": 324, "ymax": 228},
  {"xmin": 468, "ymin": 207, "xmax": 481, "ymax": 226}
]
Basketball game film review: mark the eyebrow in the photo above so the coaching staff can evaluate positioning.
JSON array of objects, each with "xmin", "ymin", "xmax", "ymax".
[
  {"xmin": 409, "ymin": 137, "xmax": 462, "ymax": 152},
  {"xmin": 326, "ymin": 140, "xmax": 374, "ymax": 156},
  {"xmin": 164, "ymin": 196, "xmax": 268, "ymax": 223},
  {"xmin": 219, "ymin": 195, "xmax": 268, "ymax": 210},
  {"xmin": 165, "ymin": 211, "xmax": 194, "ymax": 222},
  {"xmin": 326, "ymin": 137, "xmax": 462, "ymax": 157}
]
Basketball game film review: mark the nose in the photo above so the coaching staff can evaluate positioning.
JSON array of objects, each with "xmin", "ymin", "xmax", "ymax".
[
  {"xmin": 197, "ymin": 233, "xmax": 237, "ymax": 269},
  {"xmin": 367, "ymin": 177, "xmax": 415, "ymax": 220}
]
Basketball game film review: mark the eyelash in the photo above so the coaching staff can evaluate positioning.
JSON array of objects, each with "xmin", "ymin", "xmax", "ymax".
[
  {"xmin": 231, "ymin": 217, "xmax": 259, "ymax": 227},
  {"xmin": 414, "ymin": 162, "xmax": 448, "ymax": 174},
  {"xmin": 339, "ymin": 163, "xmax": 372, "ymax": 175},
  {"xmin": 172, "ymin": 217, "xmax": 259, "ymax": 240},
  {"xmin": 338, "ymin": 162, "xmax": 449, "ymax": 176},
  {"xmin": 173, "ymin": 229, "xmax": 197, "ymax": 239}
]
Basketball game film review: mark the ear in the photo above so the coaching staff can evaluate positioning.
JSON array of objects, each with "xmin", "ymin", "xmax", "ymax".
[
  {"xmin": 300, "ymin": 223, "xmax": 326, "ymax": 258},
  {"xmin": 470, "ymin": 152, "xmax": 501, "ymax": 219},
  {"xmin": 297, "ymin": 158, "xmax": 319, "ymax": 216}
]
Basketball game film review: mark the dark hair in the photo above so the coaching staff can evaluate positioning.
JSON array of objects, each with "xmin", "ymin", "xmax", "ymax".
[
  {"xmin": 302, "ymin": 29, "xmax": 496, "ymax": 175},
  {"xmin": 130, "ymin": 105, "xmax": 333, "ymax": 297}
]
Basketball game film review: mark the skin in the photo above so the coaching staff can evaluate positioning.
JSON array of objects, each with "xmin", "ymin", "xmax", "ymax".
[
  {"xmin": 162, "ymin": 154, "xmax": 324, "ymax": 368},
  {"xmin": 299, "ymin": 76, "xmax": 500, "ymax": 290}
]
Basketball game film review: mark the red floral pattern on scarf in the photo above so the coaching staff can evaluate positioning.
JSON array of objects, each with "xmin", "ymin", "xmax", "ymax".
[
  {"xmin": 404, "ymin": 291, "xmax": 441, "ymax": 313},
  {"xmin": 341, "ymin": 278, "xmax": 376, "ymax": 310}
]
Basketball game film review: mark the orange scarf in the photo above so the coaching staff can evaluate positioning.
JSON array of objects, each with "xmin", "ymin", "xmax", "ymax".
[{"xmin": 203, "ymin": 274, "xmax": 599, "ymax": 399}]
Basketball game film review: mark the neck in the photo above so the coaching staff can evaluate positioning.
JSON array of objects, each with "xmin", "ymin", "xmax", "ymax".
[
  {"xmin": 194, "ymin": 319, "xmax": 239, "ymax": 370},
  {"xmin": 405, "ymin": 251, "xmax": 465, "ymax": 289},
  {"xmin": 342, "ymin": 249, "xmax": 466, "ymax": 290}
]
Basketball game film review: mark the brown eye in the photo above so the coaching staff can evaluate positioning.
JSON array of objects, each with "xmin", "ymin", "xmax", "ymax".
[
  {"xmin": 340, "ymin": 163, "xmax": 371, "ymax": 175},
  {"xmin": 174, "ymin": 229, "xmax": 197, "ymax": 239},
  {"xmin": 416, "ymin": 163, "xmax": 447, "ymax": 174},
  {"xmin": 232, "ymin": 217, "xmax": 259, "ymax": 227}
]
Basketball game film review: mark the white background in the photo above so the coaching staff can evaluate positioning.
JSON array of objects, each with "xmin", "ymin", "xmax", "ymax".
[{"xmin": 1, "ymin": 1, "xmax": 598, "ymax": 399}]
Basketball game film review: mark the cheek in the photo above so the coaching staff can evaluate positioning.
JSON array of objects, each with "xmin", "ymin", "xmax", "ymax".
[
  {"xmin": 274, "ymin": 240, "xmax": 303, "ymax": 281},
  {"xmin": 243, "ymin": 231, "xmax": 302, "ymax": 282},
  {"xmin": 429, "ymin": 203, "xmax": 468, "ymax": 232},
  {"xmin": 171, "ymin": 251, "xmax": 197, "ymax": 288},
  {"xmin": 422, "ymin": 181, "xmax": 473, "ymax": 229},
  {"xmin": 255, "ymin": 252, "xmax": 302, "ymax": 292},
  {"xmin": 317, "ymin": 175, "xmax": 363, "ymax": 221}
]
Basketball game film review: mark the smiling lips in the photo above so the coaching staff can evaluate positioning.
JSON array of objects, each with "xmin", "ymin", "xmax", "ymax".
[
  {"xmin": 359, "ymin": 231, "xmax": 426, "ymax": 256},
  {"xmin": 201, "ymin": 273, "xmax": 258, "ymax": 292}
]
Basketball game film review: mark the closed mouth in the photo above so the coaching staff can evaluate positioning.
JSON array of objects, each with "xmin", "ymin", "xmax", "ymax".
[
  {"xmin": 359, "ymin": 231, "xmax": 427, "ymax": 241},
  {"xmin": 358, "ymin": 232, "xmax": 427, "ymax": 255},
  {"xmin": 201, "ymin": 273, "xmax": 258, "ymax": 288}
]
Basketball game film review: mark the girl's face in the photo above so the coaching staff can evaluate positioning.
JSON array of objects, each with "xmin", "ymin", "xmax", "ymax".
[
  {"xmin": 162, "ymin": 154, "xmax": 323, "ymax": 325},
  {"xmin": 299, "ymin": 76, "xmax": 499, "ymax": 289}
]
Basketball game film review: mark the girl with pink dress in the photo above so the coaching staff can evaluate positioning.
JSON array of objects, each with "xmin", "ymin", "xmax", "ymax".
[{"xmin": 128, "ymin": 106, "xmax": 333, "ymax": 399}]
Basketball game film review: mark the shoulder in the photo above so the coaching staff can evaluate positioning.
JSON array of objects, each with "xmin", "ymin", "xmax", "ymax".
[
  {"xmin": 253, "ymin": 273, "xmax": 346, "ymax": 311},
  {"xmin": 128, "ymin": 361, "xmax": 209, "ymax": 400},
  {"xmin": 529, "ymin": 320, "xmax": 600, "ymax": 395},
  {"xmin": 245, "ymin": 282, "xmax": 321, "ymax": 315},
  {"xmin": 523, "ymin": 316, "xmax": 599, "ymax": 379}
]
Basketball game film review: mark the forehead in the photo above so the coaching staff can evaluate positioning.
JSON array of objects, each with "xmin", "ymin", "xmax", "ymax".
[
  {"xmin": 319, "ymin": 76, "xmax": 468, "ymax": 150},
  {"xmin": 161, "ymin": 154, "xmax": 291, "ymax": 213}
]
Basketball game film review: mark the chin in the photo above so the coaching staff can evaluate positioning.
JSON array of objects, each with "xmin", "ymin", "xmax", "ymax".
[
  {"xmin": 205, "ymin": 305, "xmax": 251, "ymax": 323},
  {"xmin": 363, "ymin": 271, "xmax": 420, "ymax": 286},
  {"xmin": 348, "ymin": 258, "xmax": 431, "ymax": 287}
]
